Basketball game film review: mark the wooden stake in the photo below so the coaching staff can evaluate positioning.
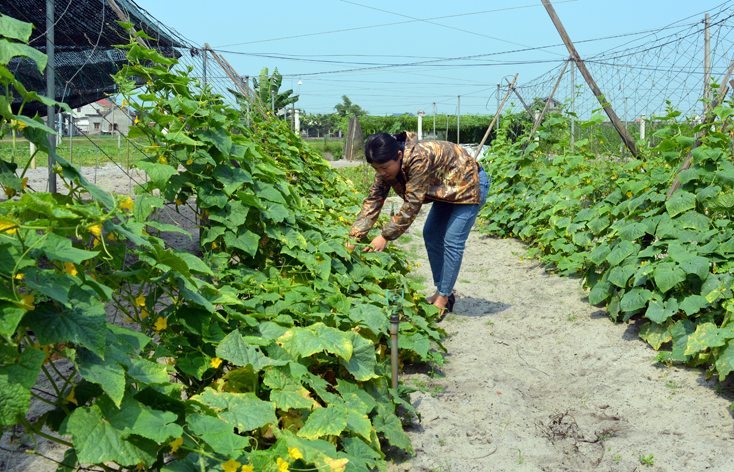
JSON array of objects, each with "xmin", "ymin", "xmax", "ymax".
[
  {"xmin": 541, "ymin": 0, "xmax": 638, "ymax": 158},
  {"xmin": 204, "ymin": 44, "xmax": 270, "ymax": 121},
  {"xmin": 666, "ymin": 56, "xmax": 734, "ymax": 200},
  {"xmin": 505, "ymin": 77, "xmax": 533, "ymax": 119},
  {"xmin": 528, "ymin": 57, "xmax": 570, "ymax": 139},
  {"xmin": 473, "ymin": 73, "xmax": 518, "ymax": 160}
]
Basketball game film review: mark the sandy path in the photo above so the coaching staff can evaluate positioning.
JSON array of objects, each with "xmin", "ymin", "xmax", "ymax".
[{"xmin": 388, "ymin": 197, "xmax": 734, "ymax": 472}]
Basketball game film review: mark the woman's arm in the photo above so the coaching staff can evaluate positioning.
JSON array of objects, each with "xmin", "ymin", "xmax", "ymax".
[
  {"xmin": 348, "ymin": 172, "xmax": 390, "ymax": 243},
  {"xmin": 380, "ymin": 149, "xmax": 431, "ymax": 241}
]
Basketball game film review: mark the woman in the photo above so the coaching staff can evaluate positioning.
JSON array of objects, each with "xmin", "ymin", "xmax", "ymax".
[{"xmin": 346, "ymin": 131, "xmax": 490, "ymax": 314}]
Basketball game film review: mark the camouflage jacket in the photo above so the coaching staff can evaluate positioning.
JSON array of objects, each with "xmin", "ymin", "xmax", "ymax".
[{"xmin": 349, "ymin": 131, "xmax": 481, "ymax": 241}]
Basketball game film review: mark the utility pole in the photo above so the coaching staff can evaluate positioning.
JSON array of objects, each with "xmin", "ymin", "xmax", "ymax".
[
  {"xmin": 245, "ymin": 76, "xmax": 250, "ymax": 127},
  {"xmin": 570, "ymin": 61, "xmax": 575, "ymax": 153},
  {"xmin": 497, "ymin": 83, "xmax": 501, "ymax": 129},
  {"xmin": 202, "ymin": 47, "xmax": 207, "ymax": 89},
  {"xmin": 457, "ymin": 95, "xmax": 461, "ymax": 144},
  {"xmin": 704, "ymin": 13, "xmax": 711, "ymax": 114},
  {"xmin": 46, "ymin": 0, "xmax": 56, "ymax": 193},
  {"xmin": 432, "ymin": 102, "xmax": 436, "ymax": 138},
  {"xmin": 624, "ymin": 97, "xmax": 628, "ymax": 157}
]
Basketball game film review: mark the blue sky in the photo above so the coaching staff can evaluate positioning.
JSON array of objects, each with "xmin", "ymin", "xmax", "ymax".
[{"xmin": 141, "ymin": 0, "xmax": 733, "ymax": 116}]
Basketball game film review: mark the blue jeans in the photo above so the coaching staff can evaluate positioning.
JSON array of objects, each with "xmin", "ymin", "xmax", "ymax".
[{"xmin": 423, "ymin": 166, "xmax": 490, "ymax": 297}]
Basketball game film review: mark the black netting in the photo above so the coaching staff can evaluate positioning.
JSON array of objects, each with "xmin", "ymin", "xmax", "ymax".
[{"xmin": 1, "ymin": 0, "xmax": 185, "ymax": 115}]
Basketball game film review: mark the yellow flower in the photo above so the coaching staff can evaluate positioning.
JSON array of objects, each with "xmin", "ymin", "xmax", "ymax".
[
  {"xmin": 222, "ymin": 459, "xmax": 241, "ymax": 472},
  {"xmin": 288, "ymin": 447, "xmax": 303, "ymax": 460},
  {"xmin": 277, "ymin": 458, "xmax": 289, "ymax": 472},
  {"xmin": 241, "ymin": 465, "xmax": 254, "ymax": 472},
  {"xmin": 134, "ymin": 463, "xmax": 145, "ymax": 472},
  {"xmin": 211, "ymin": 241, "xmax": 218, "ymax": 249},
  {"xmin": 21, "ymin": 177, "xmax": 28, "ymax": 190},
  {"xmin": 136, "ymin": 294, "xmax": 146, "ymax": 307},
  {"xmin": 417, "ymin": 262, "xmax": 421, "ymax": 267},
  {"xmin": 186, "ymin": 159, "xmax": 193, "ymax": 165},
  {"xmin": 159, "ymin": 156, "xmax": 168, "ymax": 165},
  {"xmin": 120, "ymin": 197, "xmax": 134, "ymax": 211},
  {"xmin": 0, "ymin": 220, "xmax": 18, "ymax": 234},
  {"xmin": 175, "ymin": 198, "xmax": 183, "ymax": 207},
  {"xmin": 586, "ymin": 179, "xmax": 590, "ymax": 183},
  {"xmin": 141, "ymin": 308, "xmax": 150, "ymax": 319},
  {"xmin": 122, "ymin": 99, "xmax": 127, "ymax": 106},
  {"xmin": 626, "ymin": 191, "xmax": 632, "ymax": 198},
  {"xmin": 154, "ymin": 316, "xmax": 167, "ymax": 332},
  {"xmin": 64, "ymin": 262, "xmax": 78, "ymax": 276},
  {"xmin": 93, "ymin": 238, "xmax": 101, "ymax": 248},
  {"xmin": 169, "ymin": 437, "xmax": 183, "ymax": 453},
  {"xmin": 210, "ymin": 357, "xmax": 223, "ymax": 369},
  {"xmin": 89, "ymin": 224, "xmax": 102, "ymax": 237},
  {"xmin": 65, "ymin": 388, "xmax": 78, "ymax": 406},
  {"xmin": 134, "ymin": 116, "xmax": 140, "ymax": 125},
  {"xmin": 14, "ymin": 273, "xmax": 23, "ymax": 280},
  {"xmin": 20, "ymin": 294, "xmax": 34, "ymax": 310},
  {"xmin": 107, "ymin": 232, "xmax": 116, "ymax": 241}
]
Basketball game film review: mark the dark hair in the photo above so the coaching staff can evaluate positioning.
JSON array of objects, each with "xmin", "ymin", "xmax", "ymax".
[{"xmin": 365, "ymin": 132, "xmax": 406, "ymax": 164}]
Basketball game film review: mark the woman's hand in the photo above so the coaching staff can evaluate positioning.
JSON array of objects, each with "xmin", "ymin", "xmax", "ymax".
[
  {"xmin": 365, "ymin": 235, "xmax": 388, "ymax": 252},
  {"xmin": 345, "ymin": 242, "xmax": 355, "ymax": 251}
]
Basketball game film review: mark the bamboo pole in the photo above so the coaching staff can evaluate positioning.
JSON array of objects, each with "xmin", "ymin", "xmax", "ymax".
[
  {"xmin": 473, "ymin": 73, "xmax": 518, "ymax": 160},
  {"xmin": 541, "ymin": 0, "xmax": 638, "ymax": 158}
]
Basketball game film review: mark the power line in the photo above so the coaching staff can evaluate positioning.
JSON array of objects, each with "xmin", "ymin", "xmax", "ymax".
[{"xmin": 212, "ymin": 0, "xmax": 580, "ymax": 48}]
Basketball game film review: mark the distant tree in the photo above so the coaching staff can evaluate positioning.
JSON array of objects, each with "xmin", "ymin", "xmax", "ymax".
[{"xmin": 334, "ymin": 95, "xmax": 367, "ymax": 117}]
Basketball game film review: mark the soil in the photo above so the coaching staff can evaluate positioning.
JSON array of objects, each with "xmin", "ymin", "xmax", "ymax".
[
  {"xmin": 387, "ymin": 195, "xmax": 734, "ymax": 472},
  {"xmin": 4, "ymin": 165, "xmax": 734, "ymax": 471}
]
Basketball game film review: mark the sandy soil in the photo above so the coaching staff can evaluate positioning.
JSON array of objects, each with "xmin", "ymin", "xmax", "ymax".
[
  {"xmin": 387, "ymin": 196, "xmax": 734, "ymax": 472},
  {"xmin": 4, "ymin": 166, "xmax": 734, "ymax": 471}
]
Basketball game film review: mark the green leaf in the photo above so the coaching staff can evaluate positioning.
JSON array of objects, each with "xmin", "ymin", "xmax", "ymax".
[
  {"xmin": 679, "ymin": 256, "xmax": 709, "ymax": 281},
  {"xmin": 0, "ymin": 15, "xmax": 33, "ymax": 42},
  {"xmin": 223, "ymin": 229, "xmax": 260, "ymax": 257},
  {"xmin": 76, "ymin": 346, "xmax": 126, "ymax": 407},
  {"xmin": 25, "ymin": 287, "xmax": 106, "ymax": 357},
  {"xmin": 644, "ymin": 298, "xmax": 678, "ymax": 324},
  {"xmin": 0, "ymin": 39, "xmax": 47, "ymax": 72},
  {"xmin": 588, "ymin": 244, "xmax": 611, "ymax": 266},
  {"xmin": 97, "ymin": 394, "xmax": 182, "ymax": 443},
  {"xmin": 587, "ymin": 215, "xmax": 611, "ymax": 235},
  {"xmin": 715, "ymin": 340, "xmax": 734, "ymax": 381},
  {"xmin": 671, "ymin": 319, "xmax": 696, "ymax": 361},
  {"xmin": 213, "ymin": 166, "xmax": 253, "ymax": 196},
  {"xmin": 133, "ymin": 193, "xmax": 165, "ymax": 222},
  {"xmin": 0, "ymin": 301, "xmax": 25, "ymax": 342},
  {"xmin": 298, "ymin": 404, "xmax": 349, "ymax": 440},
  {"xmin": 280, "ymin": 322, "xmax": 353, "ymax": 361},
  {"xmin": 606, "ymin": 241, "xmax": 638, "ymax": 266},
  {"xmin": 348, "ymin": 303, "xmax": 389, "ymax": 336},
  {"xmin": 588, "ymin": 280, "xmax": 612, "ymax": 305},
  {"xmin": 261, "ymin": 201, "xmax": 291, "ymax": 223},
  {"xmin": 372, "ymin": 412, "xmax": 412, "ymax": 453},
  {"xmin": 192, "ymin": 388, "xmax": 277, "ymax": 432},
  {"xmin": 196, "ymin": 127, "xmax": 232, "ymax": 156},
  {"xmin": 340, "ymin": 332, "xmax": 378, "ymax": 381},
  {"xmin": 679, "ymin": 294, "xmax": 709, "ymax": 316},
  {"xmin": 665, "ymin": 191, "xmax": 696, "ymax": 217},
  {"xmin": 0, "ymin": 347, "xmax": 45, "ymax": 426},
  {"xmin": 638, "ymin": 322, "xmax": 672, "ymax": 350},
  {"xmin": 620, "ymin": 287, "xmax": 652, "ymax": 313},
  {"xmin": 188, "ymin": 414, "xmax": 249, "ymax": 457},
  {"xmin": 127, "ymin": 358, "xmax": 169, "ymax": 385},
  {"xmin": 607, "ymin": 265, "xmax": 636, "ymax": 288},
  {"xmin": 653, "ymin": 262, "xmax": 687, "ymax": 293},
  {"xmin": 618, "ymin": 222, "xmax": 647, "ymax": 241},
  {"xmin": 198, "ymin": 181, "xmax": 229, "ymax": 209},
  {"xmin": 708, "ymin": 194, "xmax": 734, "ymax": 212},
  {"xmin": 64, "ymin": 404, "xmax": 158, "ymax": 467},
  {"xmin": 216, "ymin": 330, "xmax": 287, "ymax": 372},
  {"xmin": 209, "ymin": 201, "xmax": 250, "ymax": 230},
  {"xmin": 685, "ymin": 322, "xmax": 726, "ymax": 355},
  {"xmin": 136, "ymin": 161, "xmax": 177, "ymax": 187},
  {"xmin": 42, "ymin": 233, "xmax": 97, "ymax": 264}
]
